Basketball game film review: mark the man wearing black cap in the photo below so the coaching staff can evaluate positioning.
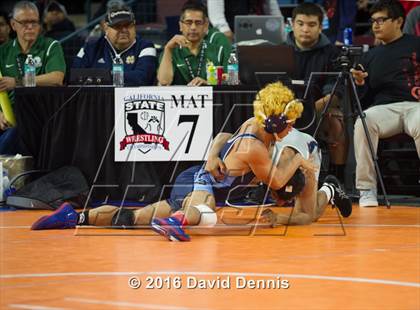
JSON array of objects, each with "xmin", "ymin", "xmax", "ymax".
[{"xmin": 72, "ymin": 4, "xmax": 157, "ymax": 86}]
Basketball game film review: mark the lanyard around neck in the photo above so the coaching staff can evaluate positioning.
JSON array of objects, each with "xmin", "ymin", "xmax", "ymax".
[
  {"xmin": 184, "ymin": 42, "xmax": 207, "ymax": 80},
  {"xmin": 16, "ymin": 55, "xmax": 26, "ymax": 79}
]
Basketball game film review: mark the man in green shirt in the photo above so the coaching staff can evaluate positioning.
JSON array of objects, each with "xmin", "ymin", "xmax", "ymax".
[
  {"xmin": 157, "ymin": 1, "xmax": 231, "ymax": 86},
  {"xmin": 0, "ymin": 1, "xmax": 66, "ymax": 154},
  {"xmin": 205, "ymin": 26, "xmax": 232, "ymax": 67}
]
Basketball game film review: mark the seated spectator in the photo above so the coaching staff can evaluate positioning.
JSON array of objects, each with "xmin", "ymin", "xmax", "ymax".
[
  {"xmin": 43, "ymin": 1, "xmax": 76, "ymax": 40},
  {"xmin": 287, "ymin": 3, "xmax": 348, "ymax": 184},
  {"xmin": 0, "ymin": 10, "xmax": 11, "ymax": 45},
  {"xmin": 0, "ymin": 1, "xmax": 66, "ymax": 155},
  {"xmin": 355, "ymin": 0, "xmax": 372, "ymax": 36},
  {"xmin": 207, "ymin": 0, "xmax": 285, "ymax": 43},
  {"xmin": 158, "ymin": 1, "xmax": 231, "ymax": 86},
  {"xmin": 205, "ymin": 26, "xmax": 232, "ymax": 65},
  {"xmin": 87, "ymin": 0, "xmax": 126, "ymax": 42},
  {"xmin": 350, "ymin": 0, "xmax": 420, "ymax": 207},
  {"xmin": 322, "ymin": 0, "xmax": 357, "ymax": 44},
  {"xmin": 399, "ymin": 0, "xmax": 420, "ymax": 15},
  {"xmin": 403, "ymin": 6, "xmax": 420, "ymax": 36},
  {"xmin": 73, "ymin": 4, "xmax": 157, "ymax": 86}
]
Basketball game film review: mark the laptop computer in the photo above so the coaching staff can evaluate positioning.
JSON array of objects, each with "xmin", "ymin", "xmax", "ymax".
[
  {"xmin": 234, "ymin": 15, "xmax": 285, "ymax": 45},
  {"xmin": 237, "ymin": 45, "xmax": 295, "ymax": 86},
  {"xmin": 68, "ymin": 68, "xmax": 112, "ymax": 85},
  {"xmin": 237, "ymin": 45, "xmax": 315, "ymax": 132}
]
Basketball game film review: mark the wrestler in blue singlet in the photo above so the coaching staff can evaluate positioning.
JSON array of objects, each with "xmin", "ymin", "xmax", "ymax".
[{"xmin": 166, "ymin": 133, "xmax": 261, "ymax": 210}]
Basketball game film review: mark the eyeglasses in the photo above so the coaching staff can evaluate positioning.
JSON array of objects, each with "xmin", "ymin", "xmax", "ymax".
[
  {"xmin": 181, "ymin": 19, "xmax": 205, "ymax": 27},
  {"xmin": 369, "ymin": 17, "xmax": 392, "ymax": 25},
  {"xmin": 13, "ymin": 19, "xmax": 40, "ymax": 28}
]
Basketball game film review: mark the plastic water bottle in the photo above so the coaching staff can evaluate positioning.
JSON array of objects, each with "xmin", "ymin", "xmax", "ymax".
[
  {"xmin": 343, "ymin": 27, "xmax": 353, "ymax": 45},
  {"xmin": 285, "ymin": 17, "xmax": 293, "ymax": 34},
  {"xmin": 23, "ymin": 54, "xmax": 36, "ymax": 87},
  {"xmin": 112, "ymin": 55, "xmax": 124, "ymax": 87},
  {"xmin": 322, "ymin": 15, "xmax": 329, "ymax": 30},
  {"xmin": 227, "ymin": 52, "xmax": 239, "ymax": 85}
]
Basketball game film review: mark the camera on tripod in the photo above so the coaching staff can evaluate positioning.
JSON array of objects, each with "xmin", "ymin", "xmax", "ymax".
[{"xmin": 334, "ymin": 46, "xmax": 364, "ymax": 70}]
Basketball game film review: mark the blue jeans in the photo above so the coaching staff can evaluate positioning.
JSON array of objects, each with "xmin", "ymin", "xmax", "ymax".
[{"xmin": 0, "ymin": 127, "xmax": 19, "ymax": 155}]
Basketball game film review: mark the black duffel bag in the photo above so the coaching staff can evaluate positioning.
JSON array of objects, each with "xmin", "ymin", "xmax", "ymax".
[{"xmin": 6, "ymin": 166, "xmax": 89, "ymax": 210}]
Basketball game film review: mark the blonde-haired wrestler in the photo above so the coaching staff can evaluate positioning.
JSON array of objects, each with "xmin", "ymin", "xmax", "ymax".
[
  {"xmin": 31, "ymin": 82, "xmax": 351, "ymax": 240},
  {"xmin": 207, "ymin": 82, "xmax": 352, "ymax": 227}
]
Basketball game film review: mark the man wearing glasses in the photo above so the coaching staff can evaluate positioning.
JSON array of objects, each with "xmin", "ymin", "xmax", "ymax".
[
  {"xmin": 0, "ymin": 1, "xmax": 65, "ymax": 154},
  {"xmin": 351, "ymin": 0, "xmax": 420, "ymax": 207},
  {"xmin": 158, "ymin": 1, "xmax": 231, "ymax": 86},
  {"xmin": 73, "ymin": 4, "xmax": 157, "ymax": 86}
]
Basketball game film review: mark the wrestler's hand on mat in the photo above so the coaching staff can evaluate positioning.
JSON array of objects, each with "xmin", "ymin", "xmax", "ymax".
[
  {"xmin": 260, "ymin": 208, "xmax": 277, "ymax": 227},
  {"xmin": 188, "ymin": 77, "xmax": 207, "ymax": 86},
  {"xmin": 205, "ymin": 156, "xmax": 226, "ymax": 181}
]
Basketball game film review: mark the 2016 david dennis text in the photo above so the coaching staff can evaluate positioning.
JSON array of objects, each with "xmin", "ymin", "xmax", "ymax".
[{"xmin": 144, "ymin": 276, "xmax": 290, "ymax": 289}]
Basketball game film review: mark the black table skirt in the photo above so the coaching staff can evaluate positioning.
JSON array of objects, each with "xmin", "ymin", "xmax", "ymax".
[{"xmin": 15, "ymin": 86, "xmax": 258, "ymax": 201}]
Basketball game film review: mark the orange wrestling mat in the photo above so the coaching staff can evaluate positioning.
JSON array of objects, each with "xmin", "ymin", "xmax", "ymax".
[{"xmin": 1, "ymin": 205, "xmax": 419, "ymax": 309}]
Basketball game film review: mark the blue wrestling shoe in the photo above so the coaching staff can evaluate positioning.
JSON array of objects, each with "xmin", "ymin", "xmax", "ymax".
[
  {"xmin": 324, "ymin": 175, "xmax": 352, "ymax": 218},
  {"xmin": 151, "ymin": 217, "xmax": 190, "ymax": 242},
  {"xmin": 31, "ymin": 203, "xmax": 78, "ymax": 230}
]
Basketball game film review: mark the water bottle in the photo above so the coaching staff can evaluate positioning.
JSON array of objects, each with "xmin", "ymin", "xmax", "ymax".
[
  {"xmin": 227, "ymin": 52, "xmax": 239, "ymax": 85},
  {"xmin": 343, "ymin": 27, "xmax": 353, "ymax": 45},
  {"xmin": 285, "ymin": 17, "xmax": 293, "ymax": 34},
  {"xmin": 112, "ymin": 55, "xmax": 124, "ymax": 87},
  {"xmin": 23, "ymin": 54, "xmax": 36, "ymax": 87},
  {"xmin": 322, "ymin": 15, "xmax": 329, "ymax": 30}
]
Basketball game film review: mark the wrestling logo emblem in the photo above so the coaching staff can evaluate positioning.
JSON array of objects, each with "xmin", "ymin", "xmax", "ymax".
[{"xmin": 120, "ymin": 98, "xmax": 170, "ymax": 154}]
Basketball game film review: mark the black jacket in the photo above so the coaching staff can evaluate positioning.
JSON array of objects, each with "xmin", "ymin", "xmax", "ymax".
[
  {"xmin": 45, "ymin": 18, "xmax": 76, "ymax": 40},
  {"xmin": 287, "ymin": 32, "xmax": 341, "ymax": 99}
]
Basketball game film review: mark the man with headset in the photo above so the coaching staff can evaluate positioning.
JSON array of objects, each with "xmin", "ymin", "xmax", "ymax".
[{"xmin": 31, "ymin": 82, "xmax": 352, "ymax": 241}]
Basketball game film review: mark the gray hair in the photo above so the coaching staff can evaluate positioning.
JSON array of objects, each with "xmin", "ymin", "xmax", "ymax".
[{"xmin": 12, "ymin": 1, "xmax": 39, "ymax": 19}]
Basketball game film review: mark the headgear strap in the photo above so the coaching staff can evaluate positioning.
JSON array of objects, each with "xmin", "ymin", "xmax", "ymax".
[{"xmin": 263, "ymin": 99, "xmax": 301, "ymax": 134}]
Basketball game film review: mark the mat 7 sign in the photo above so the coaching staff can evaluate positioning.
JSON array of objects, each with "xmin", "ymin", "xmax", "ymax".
[{"xmin": 115, "ymin": 87, "xmax": 213, "ymax": 161}]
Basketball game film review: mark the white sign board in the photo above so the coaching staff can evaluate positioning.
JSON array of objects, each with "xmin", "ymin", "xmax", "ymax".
[{"xmin": 115, "ymin": 87, "xmax": 213, "ymax": 161}]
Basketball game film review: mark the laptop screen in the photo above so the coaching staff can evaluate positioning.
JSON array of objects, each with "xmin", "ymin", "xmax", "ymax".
[
  {"xmin": 234, "ymin": 15, "xmax": 285, "ymax": 45},
  {"xmin": 237, "ymin": 45, "xmax": 295, "ymax": 86},
  {"xmin": 68, "ymin": 68, "xmax": 112, "ymax": 85}
]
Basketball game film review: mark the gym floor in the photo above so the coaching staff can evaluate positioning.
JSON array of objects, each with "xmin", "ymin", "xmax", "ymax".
[{"xmin": 1, "ymin": 205, "xmax": 419, "ymax": 310}]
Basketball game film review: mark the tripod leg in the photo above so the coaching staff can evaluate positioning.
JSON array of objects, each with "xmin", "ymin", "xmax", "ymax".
[
  {"xmin": 348, "ymin": 76, "xmax": 391, "ymax": 208},
  {"xmin": 313, "ymin": 73, "xmax": 343, "ymax": 138}
]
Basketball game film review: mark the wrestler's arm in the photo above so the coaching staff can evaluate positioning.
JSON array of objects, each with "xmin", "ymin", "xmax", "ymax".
[
  {"xmin": 205, "ymin": 132, "xmax": 232, "ymax": 179},
  {"xmin": 244, "ymin": 140, "xmax": 305, "ymax": 190}
]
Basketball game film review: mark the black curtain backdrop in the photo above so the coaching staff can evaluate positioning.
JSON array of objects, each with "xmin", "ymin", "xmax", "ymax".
[{"xmin": 14, "ymin": 86, "xmax": 258, "ymax": 202}]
